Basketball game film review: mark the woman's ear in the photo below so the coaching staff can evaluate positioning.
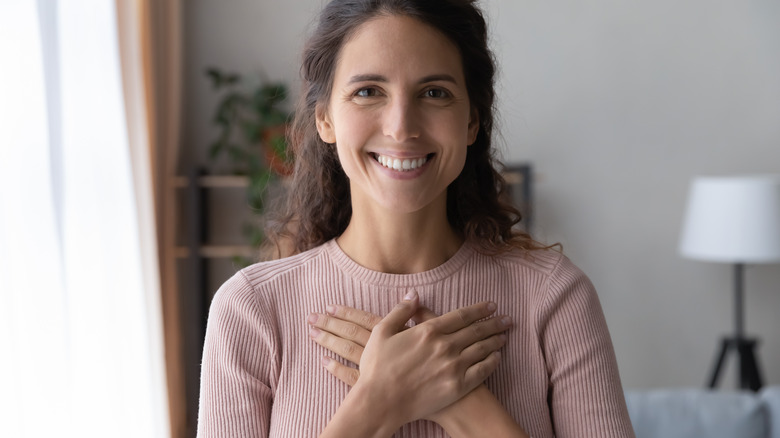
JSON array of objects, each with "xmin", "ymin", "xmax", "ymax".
[
  {"xmin": 315, "ymin": 105, "xmax": 336, "ymax": 144},
  {"xmin": 467, "ymin": 108, "xmax": 479, "ymax": 146}
]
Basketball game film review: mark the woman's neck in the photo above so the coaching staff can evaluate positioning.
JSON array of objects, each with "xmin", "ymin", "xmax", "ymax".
[{"xmin": 336, "ymin": 194, "xmax": 463, "ymax": 274}]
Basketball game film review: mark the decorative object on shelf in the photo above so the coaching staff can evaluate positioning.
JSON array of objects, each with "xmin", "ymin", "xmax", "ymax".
[
  {"xmin": 502, "ymin": 163, "xmax": 534, "ymax": 233},
  {"xmin": 205, "ymin": 68, "xmax": 292, "ymax": 261},
  {"xmin": 679, "ymin": 175, "xmax": 780, "ymax": 391}
]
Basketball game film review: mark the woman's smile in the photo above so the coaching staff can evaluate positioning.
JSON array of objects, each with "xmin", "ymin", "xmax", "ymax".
[
  {"xmin": 368, "ymin": 152, "xmax": 436, "ymax": 181},
  {"xmin": 371, "ymin": 152, "xmax": 432, "ymax": 172}
]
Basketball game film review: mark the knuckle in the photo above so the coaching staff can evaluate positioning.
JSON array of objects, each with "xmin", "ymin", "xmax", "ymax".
[
  {"xmin": 347, "ymin": 368, "xmax": 360, "ymax": 386},
  {"xmin": 360, "ymin": 314, "xmax": 377, "ymax": 330},
  {"xmin": 474, "ymin": 362, "xmax": 489, "ymax": 380},
  {"xmin": 419, "ymin": 324, "xmax": 438, "ymax": 340},
  {"xmin": 433, "ymin": 339, "xmax": 453, "ymax": 357},
  {"xmin": 470, "ymin": 323, "xmax": 484, "ymax": 339},
  {"xmin": 345, "ymin": 323, "xmax": 359, "ymax": 338},
  {"xmin": 321, "ymin": 334, "xmax": 336, "ymax": 350},
  {"xmin": 340, "ymin": 341, "xmax": 356, "ymax": 357},
  {"xmin": 442, "ymin": 375, "xmax": 461, "ymax": 395},
  {"xmin": 456, "ymin": 308, "xmax": 469, "ymax": 325}
]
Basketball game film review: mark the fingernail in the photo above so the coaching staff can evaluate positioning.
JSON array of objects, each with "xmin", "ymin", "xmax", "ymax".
[
  {"xmin": 326, "ymin": 305, "xmax": 336, "ymax": 315},
  {"xmin": 501, "ymin": 316, "xmax": 512, "ymax": 326},
  {"xmin": 487, "ymin": 302, "xmax": 497, "ymax": 312},
  {"xmin": 321, "ymin": 356, "xmax": 331, "ymax": 366},
  {"xmin": 309, "ymin": 326, "xmax": 320, "ymax": 337},
  {"xmin": 307, "ymin": 313, "xmax": 318, "ymax": 324},
  {"xmin": 404, "ymin": 290, "xmax": 418, "ymax": 301}
]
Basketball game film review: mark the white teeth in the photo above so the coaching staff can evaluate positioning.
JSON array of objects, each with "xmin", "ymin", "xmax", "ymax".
[{"xmin": 375, "ymin": 154, "xmax": 428, "ymax": 172}]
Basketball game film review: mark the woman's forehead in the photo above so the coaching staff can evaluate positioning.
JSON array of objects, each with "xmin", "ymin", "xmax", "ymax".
[{"xmin": 333, "ymin": 14, "xmax": 465, "ymax": 85}]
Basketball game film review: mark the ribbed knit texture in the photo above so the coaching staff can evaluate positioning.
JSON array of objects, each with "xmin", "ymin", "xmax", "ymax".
[{"xmin": 197, "ymin": 239, "xmax": 636, "ymax": 437}]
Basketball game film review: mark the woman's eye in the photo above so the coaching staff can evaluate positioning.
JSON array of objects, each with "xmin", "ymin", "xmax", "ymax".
[
  {"xmin": 424, "ymin": 88, "xmax": 449, "ymax": 99},
  {"xmin": 354, "ymin": 88, "xmax": 378, "ymax": 98}
]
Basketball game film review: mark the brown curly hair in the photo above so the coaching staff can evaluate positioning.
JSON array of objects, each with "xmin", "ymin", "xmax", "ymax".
[{"xmin": 263, "ymin": 0, "xmax": 549, "ymax": 260}]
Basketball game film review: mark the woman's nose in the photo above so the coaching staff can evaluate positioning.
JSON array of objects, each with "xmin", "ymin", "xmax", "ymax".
[{"xmin": 383, "ymin": 97, "xmax": 420, "ymax": 142}]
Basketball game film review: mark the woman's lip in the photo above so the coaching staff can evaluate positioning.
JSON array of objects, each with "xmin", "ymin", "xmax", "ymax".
[{"xmin": 369, "ymin": 150, "xmax": 434, "ymax": 159}]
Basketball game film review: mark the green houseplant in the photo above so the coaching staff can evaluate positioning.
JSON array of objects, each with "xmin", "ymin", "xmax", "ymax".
[{"xmin": 205, "ymin": 68, "xmax": 292, "ymax": 259}]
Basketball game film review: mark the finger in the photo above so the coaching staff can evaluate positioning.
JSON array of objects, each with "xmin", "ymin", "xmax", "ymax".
[
  {"xmin": 373, "ymin": 290, "xmax": 419, "ymax": 336},
  {"xmin": 459, "ymin": 333, "xmax": 507, "ymax": 365},
  {"xmin": 321, "ymin": 356, "xmax": 360, "ymax": 387},
  {"xmin": 309, "ymin": 326, "xmax": 364, "ymax": 364},
  {"xmin": 308, "ymin": 312, "xmax": 371, "ymax": 347},
  {"xmin": 426, "ymin": 301, "xmax": 498, "ymax": 333},
  {"xmin": 412, "ymin": 306, "xmax": 438, "ymax": 324},
  {"xmin": 325, "ymin": 305, "xmax": 382, "ymax": 331},
  {"xmin": 462, "ymin": 350, "xmax": 502, "ymax": 390},
  {"xmin": 450, "ymin": 314, "xmax": 512, "ymax": 349}
]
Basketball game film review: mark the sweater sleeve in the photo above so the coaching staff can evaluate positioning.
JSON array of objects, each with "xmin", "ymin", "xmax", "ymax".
[
  {"xmin": 197, "ymin": 270, "xmax": 279, "ymax": 438},
  {"xmin": 537, "ymin": 256, "xmax": 635, "ymax": 438}
]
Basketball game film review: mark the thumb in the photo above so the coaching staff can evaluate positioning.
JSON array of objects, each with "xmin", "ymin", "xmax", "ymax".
[{"xmin": 376, "ymin": 290, "xmax": 419, "ymax": 335}]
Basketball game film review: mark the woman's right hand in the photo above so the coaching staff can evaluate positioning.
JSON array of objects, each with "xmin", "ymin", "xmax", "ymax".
[{"xmin": 333, "ymin": 290, "xmax": 509, "ymax": 427}]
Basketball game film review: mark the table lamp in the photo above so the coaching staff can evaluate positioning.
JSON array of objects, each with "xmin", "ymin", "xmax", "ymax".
[{"xmin": 679, "ymin": 175, "xmax": 780, "ymax": 391}]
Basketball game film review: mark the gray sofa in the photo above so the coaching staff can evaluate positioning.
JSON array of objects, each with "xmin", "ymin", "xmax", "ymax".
[{"xmin": 625, "ymin": 386, "xmax": 780, "ymax": 438}]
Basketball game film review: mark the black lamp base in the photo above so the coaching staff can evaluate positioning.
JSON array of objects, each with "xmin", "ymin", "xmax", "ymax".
[{"xmin": 707, "ymin": 337, "xmax": 763, "ymax": 391}]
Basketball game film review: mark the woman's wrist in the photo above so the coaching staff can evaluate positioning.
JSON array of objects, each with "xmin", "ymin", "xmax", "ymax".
[
  {"xmin": 320, "ymin": 381, "xmax": 404, "ymax": 438},
  {"xmin": 430, "ymin": 385, "xmax": 529, "ymax": 438}
]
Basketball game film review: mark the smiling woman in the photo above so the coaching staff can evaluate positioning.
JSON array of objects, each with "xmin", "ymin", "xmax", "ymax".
[{"xmin": 197, "ymin": 1, "xmax": 636, "ymax": 437}]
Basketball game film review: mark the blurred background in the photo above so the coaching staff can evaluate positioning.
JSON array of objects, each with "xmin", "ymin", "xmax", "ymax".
[
  {"xmin": 2, "ymin": 1, "xmax": 778, "ymax": 437},
  {"xmin": 183, "ymin": 0, "xmax": 780, "ymax": 393}
]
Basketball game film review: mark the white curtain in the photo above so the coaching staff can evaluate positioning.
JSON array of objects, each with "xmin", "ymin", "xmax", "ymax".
[{"xmin": 0, "ymin": 1, "xmax": 169, "ymax": 437}]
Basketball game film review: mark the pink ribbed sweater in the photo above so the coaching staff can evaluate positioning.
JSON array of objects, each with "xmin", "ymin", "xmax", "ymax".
[{"xmin": 197, "ymin": 239, "xmax": 635, "ymax": 437}]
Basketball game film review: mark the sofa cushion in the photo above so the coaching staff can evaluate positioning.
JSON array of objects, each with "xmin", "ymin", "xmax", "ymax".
[
  {"xmin": 625, "ymin": 388, "xmax": 768, "ymax": 438},
  {"xmin": 762, "ymin": 386, "xmax": 780, "ymax": 438}
]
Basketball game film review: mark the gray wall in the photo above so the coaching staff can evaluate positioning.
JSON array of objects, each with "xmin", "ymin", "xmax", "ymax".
[{"xmin": 183, "ymin": 0, "xmax": 780, "ymax": 389}]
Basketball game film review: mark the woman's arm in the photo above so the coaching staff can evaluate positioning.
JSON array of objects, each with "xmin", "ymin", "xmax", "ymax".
[
  {"xmin": 198, "ymin": 272, "xmax": 277, "ymax": 437},
  {"xmin": 536, "ymin": 257, "xmax": 635, "ymax": 437},
  {"xmin": 308, "ymin": 296, "xmax": 529, "ymax": 438}
]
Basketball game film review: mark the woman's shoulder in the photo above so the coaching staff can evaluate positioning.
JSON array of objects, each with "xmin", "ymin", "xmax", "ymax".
[
  {"xmin": 238, "ymin": 242, "xmax": 332, "ymax": 287},
  {"xmin": 212, "ymin": 242, "xmax": 331, "ymax": 305},
  {"xmin": 483, "ymin": 244, "xmax": 577, "ymax": 277}
]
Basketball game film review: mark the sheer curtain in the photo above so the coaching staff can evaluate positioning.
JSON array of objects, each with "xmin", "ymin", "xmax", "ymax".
[{"xmin": 0, "ymin": 1, "xmax": 169, "ymax": 436}]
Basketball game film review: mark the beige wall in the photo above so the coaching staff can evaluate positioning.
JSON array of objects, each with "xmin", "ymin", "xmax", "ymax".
[{"xmin": 183, "ymin": 0, "xmax": 780, "ymax": 389}]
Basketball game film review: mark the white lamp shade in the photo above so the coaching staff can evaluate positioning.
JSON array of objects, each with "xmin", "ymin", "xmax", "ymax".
[{"xmin": 679, "ymin": 175, "xmax": 780, "ymax": 263}]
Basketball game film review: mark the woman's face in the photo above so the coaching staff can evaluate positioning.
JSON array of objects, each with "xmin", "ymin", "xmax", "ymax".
[{"xmin": 316, "ymin": 14, "xmax": 479, "ymax": 215}]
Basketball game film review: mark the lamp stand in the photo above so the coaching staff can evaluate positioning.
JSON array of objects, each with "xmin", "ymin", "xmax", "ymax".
[{"xmin": 706, "ymin": 263, "xmax": 764, "ymax": 391}]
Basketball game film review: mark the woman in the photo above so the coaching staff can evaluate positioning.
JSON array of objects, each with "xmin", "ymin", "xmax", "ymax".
[{"xmin": 198, "ymin": 0, "xmax": 635, "ymax": 437}]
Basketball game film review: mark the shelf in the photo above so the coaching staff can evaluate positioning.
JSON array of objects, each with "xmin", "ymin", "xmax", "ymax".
[
  {"xmin": 173, "ymin": 175, "xmax": 249, "ymax": 188},
  {"xmin": 175, "ymin": 245, "xmax": 256, "ymax": 259}
]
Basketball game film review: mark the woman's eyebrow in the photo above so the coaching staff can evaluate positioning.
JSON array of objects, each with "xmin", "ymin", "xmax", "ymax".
[
  {"xmin": 346, "ymin": 73, "xmax": 459, "ymax": 85},
  {"xmin": 347, "ymin": 74, "xmax": 387, "ymax": 84},
  {"xmin": 418, "ymin": 74, "xmax": 458, "ymax": 85}
]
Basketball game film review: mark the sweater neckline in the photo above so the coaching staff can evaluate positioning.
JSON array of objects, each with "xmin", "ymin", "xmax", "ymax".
[{"xmin": 323, "ymin": 238, "xmax": 475, "ymax": 287}]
